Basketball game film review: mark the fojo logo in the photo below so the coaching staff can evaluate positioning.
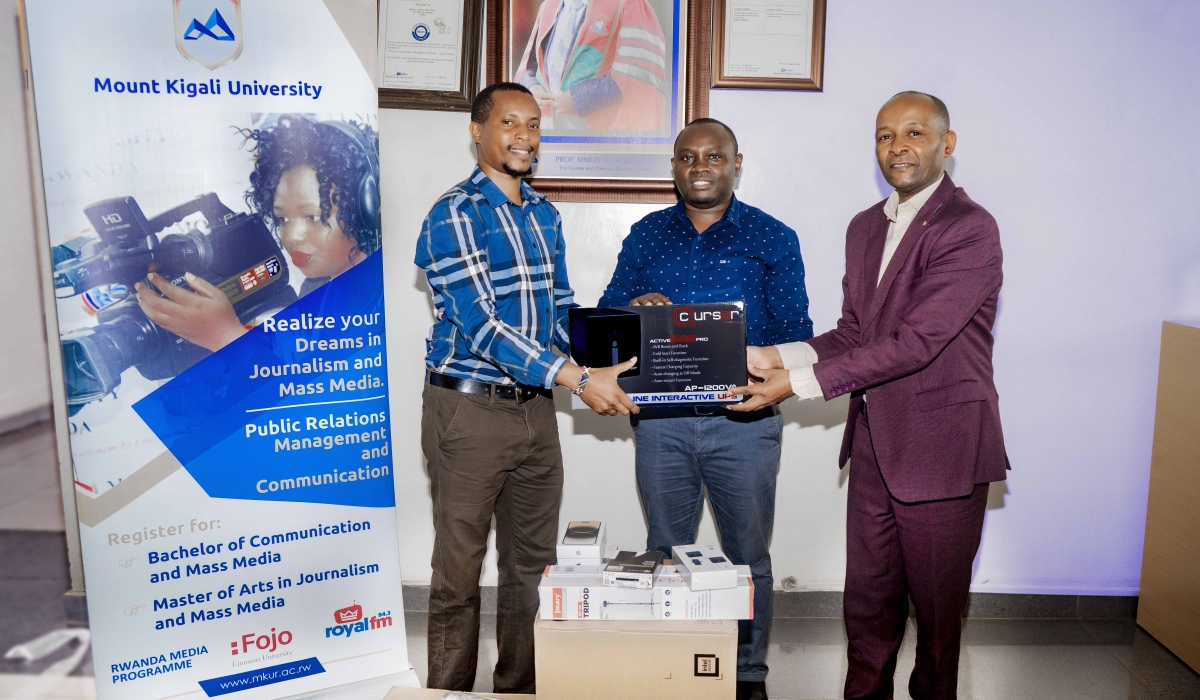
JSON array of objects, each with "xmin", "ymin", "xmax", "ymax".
[
  {"xmin": 174, "ymin": 0, "xmax": 243, "ymax": 70},
  {"xmin": 230, "ymin": 628, "xmax": 293, "ymax": 655}
]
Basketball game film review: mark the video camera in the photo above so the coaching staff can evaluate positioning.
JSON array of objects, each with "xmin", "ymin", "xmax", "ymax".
[{"xmin": 55, "ymin": 193, "xmax": 298, "ymax": 412}]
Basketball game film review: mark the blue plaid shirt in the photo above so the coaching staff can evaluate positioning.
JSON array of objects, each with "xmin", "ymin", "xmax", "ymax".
[
  {"xmin": 599, "ymin": 196, "xmax": 813, "ymax": 346},
  {"xmin": 416, "ymin": 168, "xmax": 576, "ymax": 388}
]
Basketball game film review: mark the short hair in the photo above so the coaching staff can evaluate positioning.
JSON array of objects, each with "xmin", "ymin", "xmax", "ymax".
[
  {"xmin": 678, "ymin": 117, "xmax": 739, "ymax": 154},
  {"xmin": 471, "ymin": 82, "xmax": 534, "ymax": 123},
  {"xmin": 891, "ymin": 91, "xmax": 950, "ymax": 132},
  {"xmin": 242, "ymin": 114, "xmax": 380, "ymax": 256}
]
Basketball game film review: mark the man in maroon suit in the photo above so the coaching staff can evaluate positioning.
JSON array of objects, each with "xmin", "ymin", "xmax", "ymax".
[{"xmin": 730, "ymin": 91, "xmax": 1007, "ymax": 699}]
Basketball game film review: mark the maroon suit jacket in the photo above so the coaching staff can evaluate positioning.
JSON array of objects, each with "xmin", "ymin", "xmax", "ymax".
[{"xmin": 807, "ymin": 175, "xmax": 1008, "ymax": 503}]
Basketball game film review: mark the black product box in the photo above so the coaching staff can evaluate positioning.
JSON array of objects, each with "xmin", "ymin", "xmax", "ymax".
[{"xmin": 568, "ymin": 303, "xmax": 747, "ymax": 405}]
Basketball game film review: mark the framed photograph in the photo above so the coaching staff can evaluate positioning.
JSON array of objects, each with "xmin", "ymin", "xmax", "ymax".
[
  {"xmin": 711, "ymin": 0, "xmax": 825, "ymax": 90},
  {"xmin": 377, "ymin": 0, "xmax": 484, "ymax": 111},
  {"xmin": 487, "ymin": 0, "xmax": 713, "ymax": 202}
]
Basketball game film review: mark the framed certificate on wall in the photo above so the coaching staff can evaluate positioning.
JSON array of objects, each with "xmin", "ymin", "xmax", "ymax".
[
  {"xmin": 711, "ymin": 0, "xmax": 825, "ymax": 90},
  {"xmin": 377, "ymin": 0, "xmax": 484, "ymax": 111}
]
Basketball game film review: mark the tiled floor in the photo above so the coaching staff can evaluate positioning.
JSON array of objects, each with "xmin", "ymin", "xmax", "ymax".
[
  {"xmin": 7, "ymin": 528, "xmax": 1195, "ymax": 700},
  {"xmin": 2, "ymin": 417, "xmax": 1199, "ymax": 699}
]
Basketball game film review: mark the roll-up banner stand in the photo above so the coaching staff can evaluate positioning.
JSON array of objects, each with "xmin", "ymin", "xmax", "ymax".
[{"xmin": 20, "ymin": 1, "xmax": 414, "ymax": 697}]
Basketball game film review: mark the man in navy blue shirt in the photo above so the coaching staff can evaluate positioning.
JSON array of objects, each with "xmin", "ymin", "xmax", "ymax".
[{"xmin": 598, "ymin": 118, "xmax": 812, "ymax": 700}]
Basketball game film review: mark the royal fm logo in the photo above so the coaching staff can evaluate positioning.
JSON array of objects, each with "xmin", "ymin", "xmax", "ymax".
[
  {"xmin": 174, "ymin": 0, "xmax": 243, "ymax": 70},
  {"xmin": 230, "ymin": 628, "xmax": 293, "ymax": 656},
  {"xmin": 674, "ymin": 307, "xmax": 743, "ymax": 327},
  {"xmin": 325, "ymin": 603, "xmax": 394, "ymax": 639}
]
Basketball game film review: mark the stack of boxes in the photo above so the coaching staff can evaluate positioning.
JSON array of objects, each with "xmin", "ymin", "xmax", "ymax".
[
  {"xmin": 534, "ymin": 522, "xmax": 750, "ymax": 699},
  {"xmin": 538, "ymin": 523, "xmax": 753, "ymax": 621}
]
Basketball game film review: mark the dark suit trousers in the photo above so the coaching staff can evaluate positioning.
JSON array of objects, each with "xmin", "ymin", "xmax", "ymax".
[
  {"xmin": 421, "ymin": 383, "xmax": 563, "ymax": 694},
  {"xmin": 844, "ymin": 410, "xmax": 988, "ymax": 700}
]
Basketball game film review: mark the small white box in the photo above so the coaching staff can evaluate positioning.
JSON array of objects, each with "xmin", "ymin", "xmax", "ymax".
[
  {"xmin": 557, "ymin": 521, "xmax": 606, "ymax": 562},
  {"xmin": 672, "ymin": 544, "xmax": 738, "ymax": 591},
  {"xmin": 538, "ymin": 566, "xmax": 654, "ymax": 620},
  {"xmin": 602, "ymin": 550, "xmax": 663, "ymax": 589},
  {"xmin": 558, "ymin": 544, "xmax": 620, "ymax": 568},
  {"xmin": 653, "ymin": 565, "xmax": 753, "ymax": 620}
]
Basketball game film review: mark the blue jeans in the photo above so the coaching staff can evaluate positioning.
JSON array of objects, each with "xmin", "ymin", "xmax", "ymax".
[{"xmin": 631, "ymin": 408, "xmax": 782, "ymax": 682}]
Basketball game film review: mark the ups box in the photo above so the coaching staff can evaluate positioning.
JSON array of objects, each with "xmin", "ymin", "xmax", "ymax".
[
  {"xmin": 569, "ymin": 303, "xmax": 747, "ymax": 406},
  {"xmin": 535, "ymin": 618, "xmax": 737, "ymax": 700}
]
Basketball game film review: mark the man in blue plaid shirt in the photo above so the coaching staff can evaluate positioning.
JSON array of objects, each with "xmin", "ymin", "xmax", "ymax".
[{"xmin": 415, "ymin": 82, "xmax": 636, "ymax": 694}]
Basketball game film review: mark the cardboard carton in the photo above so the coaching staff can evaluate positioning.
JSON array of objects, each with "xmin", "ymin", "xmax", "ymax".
[
  {"xmin": 384, "ymin": 689, "xmax": 531, "ymax": 699},
  {"xmin": 672, "ymin": 544, "xmax": 738, "ymax": 591},
  {"xmin": 535, "ymin": 618, "xmax": 736, "ymax": 700}
]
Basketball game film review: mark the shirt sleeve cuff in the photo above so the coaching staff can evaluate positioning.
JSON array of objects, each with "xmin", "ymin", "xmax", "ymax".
[
  {"xmin": 777, "ymin": 342, "xmax": 819, "ymax": 370},
  {"xmin": 790, "ymin": 365, "xmax": 824, "ymax": 401},
  {"xmin": 543, "ymin": 355, "xmax": 569, "ymax": 389}
]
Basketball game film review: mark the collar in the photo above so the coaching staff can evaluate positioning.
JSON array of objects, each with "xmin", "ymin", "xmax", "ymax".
[
  {"xmin": 673, "ymin": 194, "xmax": 742, "ymax": 232},
  {"xmin": 471, "ymin": 166, "xmax": 546, "ymax": 208},
  {"xmin": 884, "ymin": 172, "xmax": 944, "ymax": 223}
]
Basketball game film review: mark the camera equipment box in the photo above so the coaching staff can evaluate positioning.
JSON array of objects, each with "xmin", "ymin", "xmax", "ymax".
[
  {"xmin": 603, "ymin": 550, "xmax": 664, "ymax": 589},
  {"xmin": 557, "ymin": 521, "xmax": 606, "ymax": 563},
  {"xmin": 539, "ymin": 567, "xmax": 654, "ymax": 620},
  {"xmin": 568, "ymin": 303, "xmax": 747, "ymax": 406},
  {"xmin": 672, "ymin": 544, "xmax": 739, "ymax": 591},
  {"xmin": 535, "ymin": 618, "xmax": 736, "ymax": 700},
  {"xmin": 654, "ymin": 566, "xmax": 753, "ymax": 620}
]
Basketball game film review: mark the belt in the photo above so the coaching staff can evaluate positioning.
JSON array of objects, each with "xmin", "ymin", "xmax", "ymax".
[{"xmin": 427, "ymin": 371, "xmax": 553, "ymax": 404}]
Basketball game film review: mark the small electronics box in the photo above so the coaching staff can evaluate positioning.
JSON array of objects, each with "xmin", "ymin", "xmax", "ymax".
[
  {"xmin": 672, "ymin": 544, "xmax": 738, "ymax": 591},
  {"xmin": 557, "ymin": 521, "xmax": 606, "ymax": 565},
  {"xmin": 603, "ymin": 550, "xmax": 664, "ymax": 589}
]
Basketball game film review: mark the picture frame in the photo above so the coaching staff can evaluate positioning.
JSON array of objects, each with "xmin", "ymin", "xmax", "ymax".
[
  {"xmin": 486, "ymin": 0, "xmax": 713, "ymax": 202},
  {"xmin": 377, "ymin": 0, "xmax": 485, "ymax": 111},
  {"xmin": 710, "ymin": 0, "xmax": 825, "ymax": 91}
]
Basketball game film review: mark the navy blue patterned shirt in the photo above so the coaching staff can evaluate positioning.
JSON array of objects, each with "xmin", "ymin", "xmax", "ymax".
[
  {"xmin": 416, "ymin": 168, "xmax": 576, "ymax": 388},
  {"xmin": 598, "ymin": 196, "xmax": 813, "ymax": 346}
]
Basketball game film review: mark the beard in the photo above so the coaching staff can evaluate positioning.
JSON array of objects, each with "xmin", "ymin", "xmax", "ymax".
[{"xmin": 502, "ymin": 161, "xmax": 535, "ymax": 178}]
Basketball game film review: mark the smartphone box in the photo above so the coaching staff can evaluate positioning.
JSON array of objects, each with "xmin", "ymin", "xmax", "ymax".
[
  {"xmin": 535, "ymin": 618, "xmax": 737, "ymax": 700},
  {"xmin": 559, "ymin": 544, "xmax": 619, "ymax": 568},
  {"xmin": 672, "ymin": 544, "xmax": 738, "ymax": 591},
  {"xmin": 539, "ymin": 566, "xmax": 654, "ymax": 620},
  {"xmin": 654, "ymin": 565, "xmax": 753, "ymax": 620},
  {"xmin": 602, "ymin": 550, "xmax": 664, "ymax": 589},
  {"xmin": 557, "ymin": 521, "xmax": 606, "ymax": 563}
]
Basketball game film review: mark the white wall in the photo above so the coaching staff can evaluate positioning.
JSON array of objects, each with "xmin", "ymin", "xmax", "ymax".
[
  {"xmin": 382, "ymin": 0, "xmax": 1200, "ymax": 594},
  {"xmin": 0, "ymin": 0, "xmax": 51, "ymax": 427}
]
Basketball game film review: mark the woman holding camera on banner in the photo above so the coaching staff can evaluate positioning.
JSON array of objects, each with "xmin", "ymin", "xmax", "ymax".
[{"xmin": 135, "ymin": 114, "xmax": 380, "ymax": 352}]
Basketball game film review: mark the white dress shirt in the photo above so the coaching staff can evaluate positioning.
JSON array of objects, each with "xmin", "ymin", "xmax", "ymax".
[{"xmin": 774, "ymin": 174, "xmax": 945, "ymax": 400}]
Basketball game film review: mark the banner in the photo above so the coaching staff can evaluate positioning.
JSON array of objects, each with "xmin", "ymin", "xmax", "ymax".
[{"xmin": 22, "ymin": 1, "xmax": 413, "ymax": 697}]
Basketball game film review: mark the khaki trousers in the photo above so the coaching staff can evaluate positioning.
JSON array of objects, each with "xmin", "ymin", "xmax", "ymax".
[{"xmin": 421, "ymin": 382, "xmax": 563, "ymax": 693}]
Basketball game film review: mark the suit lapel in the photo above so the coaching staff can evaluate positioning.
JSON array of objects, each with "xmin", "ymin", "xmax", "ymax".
[
  {"xmin": 859, "ymin": 213, "xmax": 889, "ymax": 316},
  {"xmin": 860, "ymin": 175, "xmax": 957, "ymax": 335}
]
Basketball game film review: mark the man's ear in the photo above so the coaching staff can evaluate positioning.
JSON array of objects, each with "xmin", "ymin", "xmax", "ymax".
[
  {"xmin": 468, "ymin": 120, "xmax": 482, "ymax": 144},
  {"xmin": 734, "ymin": 152, "xmax": 744, "ymax": 176},
  {"xmin": 943, "ymin": 130, "xmax": 957, "ymax": 157}
]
